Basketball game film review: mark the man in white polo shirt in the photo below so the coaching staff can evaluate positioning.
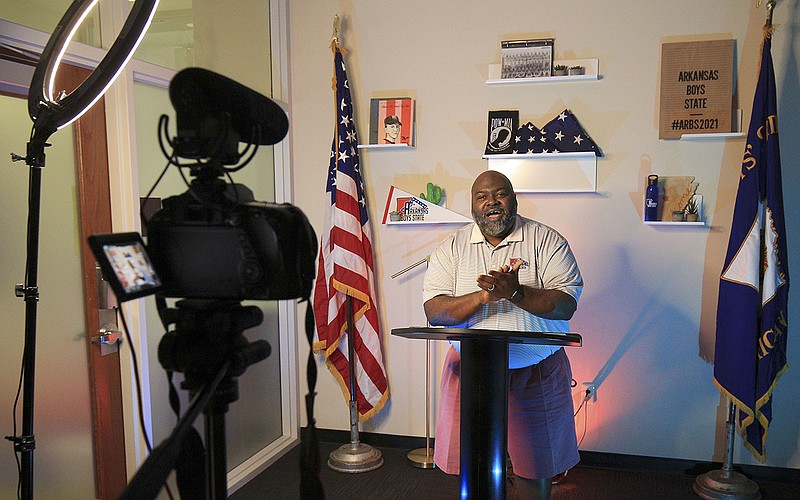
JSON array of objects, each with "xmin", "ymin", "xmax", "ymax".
[{"xmin": 423, "ymin": 170, "xmax": 583, "ymax": 500}]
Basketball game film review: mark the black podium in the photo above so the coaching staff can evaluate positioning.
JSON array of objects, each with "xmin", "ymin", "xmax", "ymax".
[{"xmin": 391, "ymin": 327, "xmax": 582, "ymax": 500}]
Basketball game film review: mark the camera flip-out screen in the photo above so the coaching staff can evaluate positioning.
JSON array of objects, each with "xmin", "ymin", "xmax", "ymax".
[{"xmin": 88, "ymin": 232, "xmax": 163, "ymax": 302}]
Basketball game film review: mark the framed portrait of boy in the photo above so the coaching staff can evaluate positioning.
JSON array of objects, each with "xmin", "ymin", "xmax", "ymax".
[{"xmin": 368, "ymin": 98, "xmax": 415, "ymax": 146}]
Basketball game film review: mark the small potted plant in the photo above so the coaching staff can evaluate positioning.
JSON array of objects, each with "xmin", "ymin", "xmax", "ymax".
[
  {"xmin": 685, "ymin": 197, "xmax": 699, "ymax": 222},
  {"xmin": 568, "ymin": 65, "xmax": 585, "ymax": 75},
  {"xmin": 553, "ymin": 64, "xmax": 568, "ymax": 76},
  {"xmin": 671, "ymin": 210, "xmax": 686, "ymax": 222}
]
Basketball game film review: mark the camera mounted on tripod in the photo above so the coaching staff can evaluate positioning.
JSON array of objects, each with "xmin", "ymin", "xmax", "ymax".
[{"xmin": 88, "ymin": 67, "xmax": 318, "ymax": 499}]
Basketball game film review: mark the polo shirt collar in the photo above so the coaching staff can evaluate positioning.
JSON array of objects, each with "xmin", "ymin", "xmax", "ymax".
[{"xmin": 470, "ymin": 216, "xmax": 523, "ymax": 246}]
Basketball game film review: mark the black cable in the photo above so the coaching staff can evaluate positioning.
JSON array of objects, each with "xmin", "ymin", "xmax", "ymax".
[
  {"xmin": 117, "ymin": 305, "xmax": 175, "ymax": 500},
  {"xmin": 574, "ymin": 388, "xmax": 591, "ymax": 448},
  {"xmin": 8, "ymin": 348, "xmax": 24, "ymax": 499},
  {"xmin": 117, "ymin": 307, "xmax": 153, "ymax": 453}
]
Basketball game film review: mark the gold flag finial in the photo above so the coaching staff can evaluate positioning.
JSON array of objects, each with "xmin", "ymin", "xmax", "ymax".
[
  {"xmin": 332, "ymin": 15, "xmax": 341, "ymax": 44},
  {"xmin": 764, "ymin": 0, "xmax": 777, "ymax": 37}
]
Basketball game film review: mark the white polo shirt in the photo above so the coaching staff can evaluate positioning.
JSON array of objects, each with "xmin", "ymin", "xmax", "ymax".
[{"xmin": 422, "ymin": 215, "xmax": 583, "ymax": 368}]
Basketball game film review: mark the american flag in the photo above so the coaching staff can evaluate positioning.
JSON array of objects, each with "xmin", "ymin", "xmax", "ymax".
[
  {"xmin": 714, "ymin": 34, "xmax": 788, "ymax": 462},
  {"xmin": 312, "ymin": 43, "xmax": 389, "ymax": 421},
  {"xmin": 541, "ymin": 109, "xmax": 601, "ymax": 156},
  {"xmin": 512, "ymin": 122, "xmax": 556, "ymax": 154}
]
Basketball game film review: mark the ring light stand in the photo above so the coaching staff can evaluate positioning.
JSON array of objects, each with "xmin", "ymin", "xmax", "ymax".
[{"xmin": 7, "ymin": 2, "xmax": 159, "ymax": 498}]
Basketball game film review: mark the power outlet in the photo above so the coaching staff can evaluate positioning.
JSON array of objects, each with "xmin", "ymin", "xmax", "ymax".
[{"xmin": 582, "ymin": 382, "xmax": 597, "ymax": 402}]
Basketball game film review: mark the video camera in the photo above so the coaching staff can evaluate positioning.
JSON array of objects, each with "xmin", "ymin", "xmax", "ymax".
[{"xmin": 90, "ymin": 67, "xmax": 316, "ymax": 303}]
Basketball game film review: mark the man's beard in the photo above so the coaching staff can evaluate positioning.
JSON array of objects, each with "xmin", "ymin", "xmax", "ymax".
[{"xmin": 473, "ymin": 204, "xmax": 516, "ymax": 238}]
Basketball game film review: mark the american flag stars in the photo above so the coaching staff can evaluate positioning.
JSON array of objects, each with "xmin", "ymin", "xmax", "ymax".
[{"xmin": 510, "ymin": 110, "xmax": 600, "ymax": 156}]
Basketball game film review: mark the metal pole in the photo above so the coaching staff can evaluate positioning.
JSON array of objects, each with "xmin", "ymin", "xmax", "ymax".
[
  {"xmin": 8, "ymin": 136, "xmax": 50, "ymax": 500},
  {"xmin": 391, "ymin": 256, "xmax": 436, "ymax": 468},
  {"xmin": 19, "ymin": 163, "xmax": 43, "ymax": 500},
  {"xmin": 346, "ymin": 296, "xmax": 359, "ymax": 446},
  {"xmin": 693, "ymin": 401, "xmax": 760, "ymax": 499},
  {"xmin": 722, "ymin": 403, "xmax": 737, "ymax": 478},
  {"xmin": 327, "ymin": 295, "xmax": 383, "ymax": 472}
]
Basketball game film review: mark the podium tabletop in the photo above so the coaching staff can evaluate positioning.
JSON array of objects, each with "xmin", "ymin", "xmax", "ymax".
[{"xmin": 391, "ymin": 327, "xmax": 581, "ymax": 347}]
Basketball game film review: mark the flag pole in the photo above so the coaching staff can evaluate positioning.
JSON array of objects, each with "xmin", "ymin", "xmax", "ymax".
[
  {"xmin": 392, "ymin": 257, "xmax": 436, "ymax": 469},
  {"xmin": 695, "ymin": 3, "xmax": 778, "ymax": 498},
  {"xmin": 327, "ymin": 295, "xmax": 384, "ymax": 473}
]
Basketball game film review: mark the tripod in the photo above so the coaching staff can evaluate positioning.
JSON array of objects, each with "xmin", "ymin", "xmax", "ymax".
[{"xmin": 120, "ymin": 299, "xmax": 270, "ymax": 499}]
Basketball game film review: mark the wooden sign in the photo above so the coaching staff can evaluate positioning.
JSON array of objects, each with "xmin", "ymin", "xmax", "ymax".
[{"xmin": 659, "ymin": 40, "xmax": 734, "ymax": 139}]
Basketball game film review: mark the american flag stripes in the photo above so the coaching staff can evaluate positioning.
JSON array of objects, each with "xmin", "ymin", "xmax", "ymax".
[{"xmin": 312, "ymin": 43, "xmax": 389, "ymax": 421}]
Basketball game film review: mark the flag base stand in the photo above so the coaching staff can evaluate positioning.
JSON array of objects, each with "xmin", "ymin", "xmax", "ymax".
[
  {"xmin": 693, "ymin": 469, "xmax": 761, "ymax": 500},
  {"xmin": 328, "ymin": 442, "xmax": 383, "ymax": 473},
  {"xmin": 327, "ymin": 296, "xmax": 384, "ymax": 474},
  {"xmin": 693, "ymin": 402, "xmax": 761, "ymax": 500},
  {"xmin": 407, "ymin": 447, "xmax": 436, "ymax": 469}
]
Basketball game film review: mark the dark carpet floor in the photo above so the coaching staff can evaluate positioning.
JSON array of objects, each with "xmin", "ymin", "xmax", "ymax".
[{"xmin": 229, "ymin": 441, "xmax": 800, "ymax": 499}]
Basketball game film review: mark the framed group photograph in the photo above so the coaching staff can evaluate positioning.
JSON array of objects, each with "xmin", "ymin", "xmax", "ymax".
[
  {"xmin": 501, "ymin": 38, "xmax": 554, "ymax": 79},
  {"xmin": 368, "ymin": 97, "xmax": 415, "ymax": 146}
]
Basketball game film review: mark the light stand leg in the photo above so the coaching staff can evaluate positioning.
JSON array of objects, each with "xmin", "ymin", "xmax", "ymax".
[
  {"xmin": 7, "ymin": 138, "xmax": 49, "ymax": 500},
  {"xmin": 693, "ymin": 402, "xmax": 761, "ymax": 500},
  {"xmin": 406, "ymin": 338, "xmax": 436, "ymax": 468},
  {"xmin": 327, "ymin": 296, "xmax": 383, "ymax": 473},
  {"xmin": 20, "ymin": 165, "xmax": 43, "ymax": 500}
]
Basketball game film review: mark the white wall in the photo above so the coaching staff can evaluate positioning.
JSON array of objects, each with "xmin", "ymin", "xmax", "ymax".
[{"xmin": 288, "ymin": 0, "xmax": 800, "ymax": 469}]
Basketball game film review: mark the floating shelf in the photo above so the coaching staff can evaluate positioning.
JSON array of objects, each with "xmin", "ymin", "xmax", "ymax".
[
  {"xmin": 486, "ymin": 58, "xmax": 600, "ymax": 85},
  {"xmin": 680, "ymin": 132, "xmax": 745, "ymax": 140},
  {"xmin": 357, "ymin": 143, "xmax": 414, "ymax": 149},
  {"xmin": 644, "ymin": 221, "xmax": 707, "ymax": 227},
  {"xmin": 484, "ymin": 152, "xmax": 597, "ymax": 193}
]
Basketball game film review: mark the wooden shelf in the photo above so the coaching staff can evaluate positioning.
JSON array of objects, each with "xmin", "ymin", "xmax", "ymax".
[
  {"xmin": 484, "ymin": 152, "xmax": 597, "ymax": 193},
  {"xmin": 486, "ymin": 58, "xmax": 600, "ymax": 85}
]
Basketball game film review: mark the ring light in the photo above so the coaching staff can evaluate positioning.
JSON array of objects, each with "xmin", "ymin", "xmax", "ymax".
[{"xmin": 27, "ymin": 0, "xmax": 160, "ymax": 136}]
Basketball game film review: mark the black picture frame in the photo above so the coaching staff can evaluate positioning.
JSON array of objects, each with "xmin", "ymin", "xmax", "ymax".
[{"xmin": 501, "ymin": 38, "xmax": 554, "ymax": 79}]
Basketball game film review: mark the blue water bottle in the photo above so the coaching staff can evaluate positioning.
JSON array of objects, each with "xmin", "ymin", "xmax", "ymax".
[{"xmin": 645, "ymin": 175, "xmax": 659, "ymax": 221}]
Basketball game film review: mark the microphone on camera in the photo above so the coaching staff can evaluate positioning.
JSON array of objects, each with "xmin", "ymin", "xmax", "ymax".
[{"xmin": 169, "ymin": 67, "xmax": 289, "ymax": 149}]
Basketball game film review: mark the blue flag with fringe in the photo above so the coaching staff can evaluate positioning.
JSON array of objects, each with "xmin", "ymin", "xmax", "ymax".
[{"xmin": 713, "ymin": 34, "xmax": 789, "ymax": 462}]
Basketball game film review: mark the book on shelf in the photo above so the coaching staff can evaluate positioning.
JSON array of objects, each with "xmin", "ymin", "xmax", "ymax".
[{"xmin": 369, "ymin": 98, "xmax": 415, "ymax": 146}]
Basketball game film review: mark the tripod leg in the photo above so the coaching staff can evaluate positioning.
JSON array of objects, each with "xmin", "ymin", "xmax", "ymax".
[{"xmin": 206, "ymin": 411, "xmax": 228, "ymax": 499}]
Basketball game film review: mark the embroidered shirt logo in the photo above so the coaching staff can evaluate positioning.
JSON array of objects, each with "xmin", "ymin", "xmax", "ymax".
[{"xmin": 510, "ymin": 258, "xmax": 529, "ymax": 269}]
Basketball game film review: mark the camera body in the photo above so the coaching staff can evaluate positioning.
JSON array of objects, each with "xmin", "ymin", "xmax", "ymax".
[{"xmin": 146, "ymin": 180, "xmax": 317, "ymax": 301}]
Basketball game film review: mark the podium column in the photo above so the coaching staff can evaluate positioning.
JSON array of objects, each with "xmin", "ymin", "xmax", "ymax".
[{"xmin": 460, "ymin": 338, "xmax": 508, "ymax": 500}]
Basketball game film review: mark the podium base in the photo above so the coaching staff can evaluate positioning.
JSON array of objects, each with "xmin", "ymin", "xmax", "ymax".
[
  {"xmin": 407, "ymin": 447, "xmax": 436, "ymax": 469},
  {"xmin": 693, "ymin": 469, "xmax": 761, "ymax": 500},
  {"xmin": 328, "ymin": 442, "xmax": 384, "ymax": 473}
]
